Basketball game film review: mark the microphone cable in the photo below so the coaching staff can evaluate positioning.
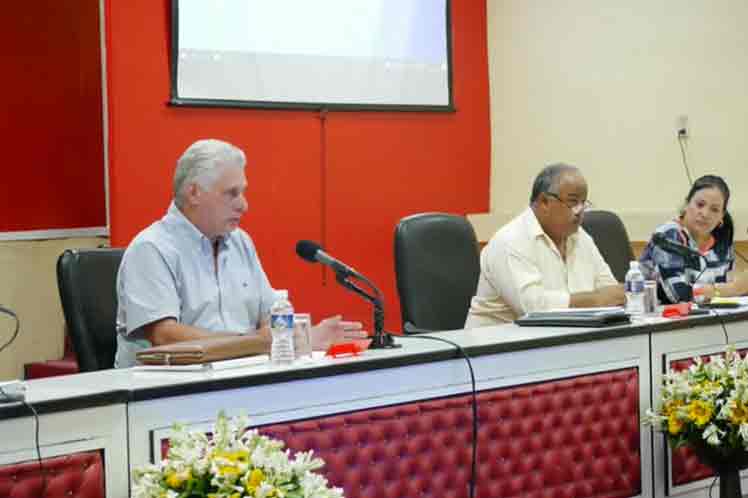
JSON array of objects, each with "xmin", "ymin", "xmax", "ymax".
[
  {"xmin": 0, "ymin": 308, "xmax": 45, "ymax": 493},
  {"xmin": 709, "ymin": 475, "xmax": 718, "ymax": 498},
  {"xmin": 677, "ymin": 131, "xmax": 693, "ymax": 186},
  {"xmin": 706, "ymin": 306, "xmax": 730, "ymax": 498},
  {"xmin": 0, "ymin": 305, "xmax": 19, "ymax": 355},
  {"xmin": 710, "ymin": 307, "xmax": 730, "ymax": 344},
  {"xmin": 692, "ymin": 255, "xmax": 733, "ymax": 344},
  {"xmin": 398, "ymin": 329, "xmax": 478, "ymax": 498},
  {"xmin": 691, "ymin": 264, "xmax": 729, "ymax": 343},
  {"xmin": 674, "ymin": 137, "xmax": 748, "ymax": 265},
  {"xmin": 0, "ymin": 388, "xmax": 44, "ymax": 493}
]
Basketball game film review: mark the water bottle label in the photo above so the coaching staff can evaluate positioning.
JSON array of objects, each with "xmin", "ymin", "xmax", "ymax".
[
  {"xmin": 626, "ymin": 280, "xmax": 644, "ymax": 293},
  {"xmin": 271, "ymin": 313, "xmax": 294, "ymax": 331}
]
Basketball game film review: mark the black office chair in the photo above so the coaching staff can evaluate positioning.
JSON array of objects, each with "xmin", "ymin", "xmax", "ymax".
[
  {"xmin": 394, "ymin": 213, "xmax": 480, "ymax": 333},
  {"xmin": 581, "ymin": 210, "xmax": 634, "ymax": 283},
  {"xmin": 57, "ymin": 248, "xmax": 125, "ymax": 372}
]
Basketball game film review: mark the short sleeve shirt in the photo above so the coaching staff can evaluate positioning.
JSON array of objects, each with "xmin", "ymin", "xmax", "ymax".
[{"xmin": 114, "ymin": 203, "xmax": 276, "ymax": 368}]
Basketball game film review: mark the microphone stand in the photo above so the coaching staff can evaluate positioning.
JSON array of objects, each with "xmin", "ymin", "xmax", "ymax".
[
  {"xmin": 334, "ymin": 272, "xmax": 400, "ymax": 349},
  {"xmin": 654, "ymin": 254, "xmax": 710, "ymax": 304},
  {"xmin": 651, "ymin": 236, "xmax": 710, "ymax": 300}
]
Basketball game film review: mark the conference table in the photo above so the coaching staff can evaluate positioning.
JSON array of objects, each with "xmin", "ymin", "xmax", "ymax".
[{"xmin": 2, "ymin": 309, "xmax": 748, "ymax": 498}]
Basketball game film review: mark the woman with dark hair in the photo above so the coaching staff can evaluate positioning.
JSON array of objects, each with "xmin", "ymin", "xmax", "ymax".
[{"xmin": 639, "ymin": 174, "xmax": 747, "ymax": 303}]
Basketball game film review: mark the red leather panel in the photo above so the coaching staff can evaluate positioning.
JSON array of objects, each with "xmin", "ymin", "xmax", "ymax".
[
  {"xmin": 159, "ymin": 369, "xmax": 639, "ymax": 497},
  {"xmin": 260, "ymin": 368, "xmax": 640, "ymax": 497},
  {"xmin": 158, "ymin": 368, "xmax": 639, "ymax": 498},
  {"xmin": 0, "ymin": 451, "xmax": 104, "ymax": 498}
]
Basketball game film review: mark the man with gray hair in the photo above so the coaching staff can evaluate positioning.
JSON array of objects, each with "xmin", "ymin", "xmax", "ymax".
[
  {"xmin": 114, "ymin": 139, "xmax": 365, "ymax": 368},
  {"xmin": 465, "ymin": 163, "xmax": 624, "ymax": 327}
]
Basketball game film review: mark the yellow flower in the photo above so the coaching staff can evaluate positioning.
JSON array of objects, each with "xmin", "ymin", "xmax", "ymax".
[
  {"xmin": 215, "ymin": 450, "xmax": 250, "ymax": 464},
  {"xmin": 164, "ymin": 468, "xmax": 191, "ymax": 489},
  {"xmin": 213, "ymin": 450, "xmax": 249, "ymax": 463},
  {"xmin": 245, "ymin": 468, "xmax": 265, "ymax": 495},
  {"xmin": 668, "ymin": 414, "xmax": 684, "ymax": 435},
  {"xmin": 218, "ymin": 465, "xmax": 241, "ymax": 480},
  {"xmin": 687, "ymin": 400, "xmax": 714, "ymax": 427},
  {"xmin": 663, "ymin": 399, "xmax": 684, "ymax": 416},
  {"xmin": 730, "ymin": 402, "xmax": 748, "ymax": 425},
  {"xmin": 248, "ymin": 468, "xmax": 265, "ymax": 487}
]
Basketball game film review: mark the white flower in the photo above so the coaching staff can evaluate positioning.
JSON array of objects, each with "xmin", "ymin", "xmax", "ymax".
[
  {"xmin": 132, "ymin": 411, "xmax": 345, "ymax": 498},
  {"xmin": 739, "ymin": 424, "xmax": 748, "ymax": 445},
  {"xmin": 292, "ymin": 450, "xmax": 325, "ymax": 474},
  {"xmin": 642, "ymin": 408, "xmax": 666, "ymax": 429},
  {"xmin": 703, "ymin": 424, "xmax": 724, "ymax": 446}
]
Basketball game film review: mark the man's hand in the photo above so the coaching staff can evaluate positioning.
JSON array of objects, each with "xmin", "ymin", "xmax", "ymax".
[
  {"xmin": 311, "ymin": 315, "xmax": 367, "ymax": 351},
  {"xmin": 595, "ymin": 284, "xmax": 625, "ymax": 307}
]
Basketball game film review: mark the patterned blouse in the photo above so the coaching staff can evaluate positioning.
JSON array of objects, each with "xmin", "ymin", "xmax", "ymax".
[{"xmin": 639, "ymin": 220, "xmax": 734, "ymax": 304}]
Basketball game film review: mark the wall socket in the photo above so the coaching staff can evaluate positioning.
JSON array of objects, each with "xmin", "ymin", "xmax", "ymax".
[{"xmin": 676, "ymin": 114, "xmax": 689, "ymax": 138}]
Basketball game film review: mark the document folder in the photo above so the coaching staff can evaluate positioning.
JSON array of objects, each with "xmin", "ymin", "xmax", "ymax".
[
  {"xmin": 515, "ymin": 309, "xmax": 631, "ymax": 327},
  {"xmin": 701, "ymin": 298, "xmax": 742, "ymax": 309},
  {"xmin": 136, "ymin": 335, "xmax": 263, "ymax": 365}
]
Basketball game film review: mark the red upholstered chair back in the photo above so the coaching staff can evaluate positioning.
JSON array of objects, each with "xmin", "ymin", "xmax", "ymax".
[{"xmin": 0, "ymin": 451, "xmax": 104, "ymax": 498}]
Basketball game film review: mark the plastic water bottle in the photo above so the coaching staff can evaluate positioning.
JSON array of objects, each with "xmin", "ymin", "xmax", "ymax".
[
  {"xmin": 625, "ymin": 261, "xmax": 645, "ymax": 317},
  {"xmin": 270, "ymin": 290, "xmax": 295, "ymax": 365}
]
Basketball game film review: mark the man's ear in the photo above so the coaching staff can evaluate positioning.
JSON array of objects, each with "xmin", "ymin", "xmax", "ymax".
[
  {"xmin": 185, "ymin": 183, "xmax": 202, "ymax": 207},
  {"xmin": 535, "ymin": 193, "xmax": 550, "ymax": 212}
]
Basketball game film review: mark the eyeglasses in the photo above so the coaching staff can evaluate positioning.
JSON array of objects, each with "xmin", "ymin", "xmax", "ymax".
[{"xmin": 544, "ymin": 192, "xmax": 593, "ymax": 214}]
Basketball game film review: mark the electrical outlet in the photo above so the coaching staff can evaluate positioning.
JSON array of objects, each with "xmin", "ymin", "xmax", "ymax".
[{"xmin": 676, "ymin": 115, "xmax": 689, "ymax": 138}]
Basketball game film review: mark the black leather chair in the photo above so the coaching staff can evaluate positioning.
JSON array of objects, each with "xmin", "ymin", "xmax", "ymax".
[
  {"xmin": 394, "ymin": 213, "xmax": 480, "ymax": 333},
  {"xmin": 581, "ymin": 210, "xmax": 634, "ymax": 283},
  {"xmin": 56, "ymin": 248, "xmax": 124, "ymax": 372}
]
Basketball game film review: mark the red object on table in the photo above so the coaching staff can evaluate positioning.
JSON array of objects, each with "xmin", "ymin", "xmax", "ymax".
[
  {"xmin": 326, "ymin": 342, "xmax": 364, "ymax": 358},
  {"xmin": 662, "ymin": 302, "xmax": 692, "ymax": 318},
  {"xmin": 325, "ymin": 339, "xmax": 372, "ymax": 358}
]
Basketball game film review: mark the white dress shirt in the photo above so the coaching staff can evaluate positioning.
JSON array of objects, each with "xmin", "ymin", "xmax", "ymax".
[{"xmin": 465, "ymin": 208, "xmax": 617, "ymax": 327}]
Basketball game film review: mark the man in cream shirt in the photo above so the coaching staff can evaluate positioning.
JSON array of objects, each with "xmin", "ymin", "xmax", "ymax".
[{"xmin": 465, "ymin": 163, "xmax": 625, "ymax": 327}]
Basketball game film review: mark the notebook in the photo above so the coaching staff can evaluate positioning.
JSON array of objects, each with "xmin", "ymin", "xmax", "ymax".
[{"xmin": 515, "ymin": 308, "xmax": 631, "ymax": 327}]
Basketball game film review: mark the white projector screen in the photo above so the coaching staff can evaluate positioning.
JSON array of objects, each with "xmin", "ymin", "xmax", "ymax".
[{"xmin": 170, "ymin": 0, "xmax": 453, "ymax": 111}]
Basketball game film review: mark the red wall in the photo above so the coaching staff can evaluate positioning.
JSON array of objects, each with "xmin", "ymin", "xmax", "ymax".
[
  {"xmin": 2, "ymin": 0, "xmax": 105, "ymax": 232},
  {"xmin": 105, "ymin": 1, "xmax": 490, "ymax": 332}
]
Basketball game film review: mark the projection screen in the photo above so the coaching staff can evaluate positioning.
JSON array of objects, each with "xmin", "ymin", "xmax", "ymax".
[{"xmin": 170, "ymin": 0, "xmax": 453, "ymax": 111}]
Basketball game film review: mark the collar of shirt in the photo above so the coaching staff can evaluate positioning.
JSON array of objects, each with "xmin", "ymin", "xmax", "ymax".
[
  {"xmin": 525, "ymin": 208, "xmax": 578, "ymax": 258},
  {"xmin": 674, "ymin": 218, "xmax": 716, "ymax": 255},
  {"xmin": 163, "ymin": 202, "xmax": 229, "ymax": 255}
]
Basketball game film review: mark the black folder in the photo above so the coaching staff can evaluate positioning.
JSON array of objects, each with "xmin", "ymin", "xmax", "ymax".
[{"xmin": 515, "ymin": 309, "xmax": 631, "ymax": 327}]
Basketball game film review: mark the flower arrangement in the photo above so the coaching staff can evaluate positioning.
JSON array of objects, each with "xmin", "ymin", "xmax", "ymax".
[
  {"xmin": 645, "ymin": 346, "xmax": 748, "ymax": 455},
  {"xmin": 132, "ymin": 412, "xmax": 344, "ymax": 498}
]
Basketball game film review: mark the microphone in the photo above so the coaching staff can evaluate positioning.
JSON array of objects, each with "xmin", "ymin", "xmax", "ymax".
[
  {"xmin": 295, "ymin": 240, "xmax": 359, "ymax": 278},
  {"xmin": 295, "ymin": 240, "xmax": 399, "ymax": 349},
  {"xmin": 651, "ymin": 232, "xmax": 702, "ymax": 269}
]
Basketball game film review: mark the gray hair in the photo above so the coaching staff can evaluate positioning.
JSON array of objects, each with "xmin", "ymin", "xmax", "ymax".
[
  {"xmin": 173, "ymin": 139, "xmax": 246, "ymax": 208},
  {"xmin": 529, "ymin": 163, "xmax": 579, "ymax": 204}
]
